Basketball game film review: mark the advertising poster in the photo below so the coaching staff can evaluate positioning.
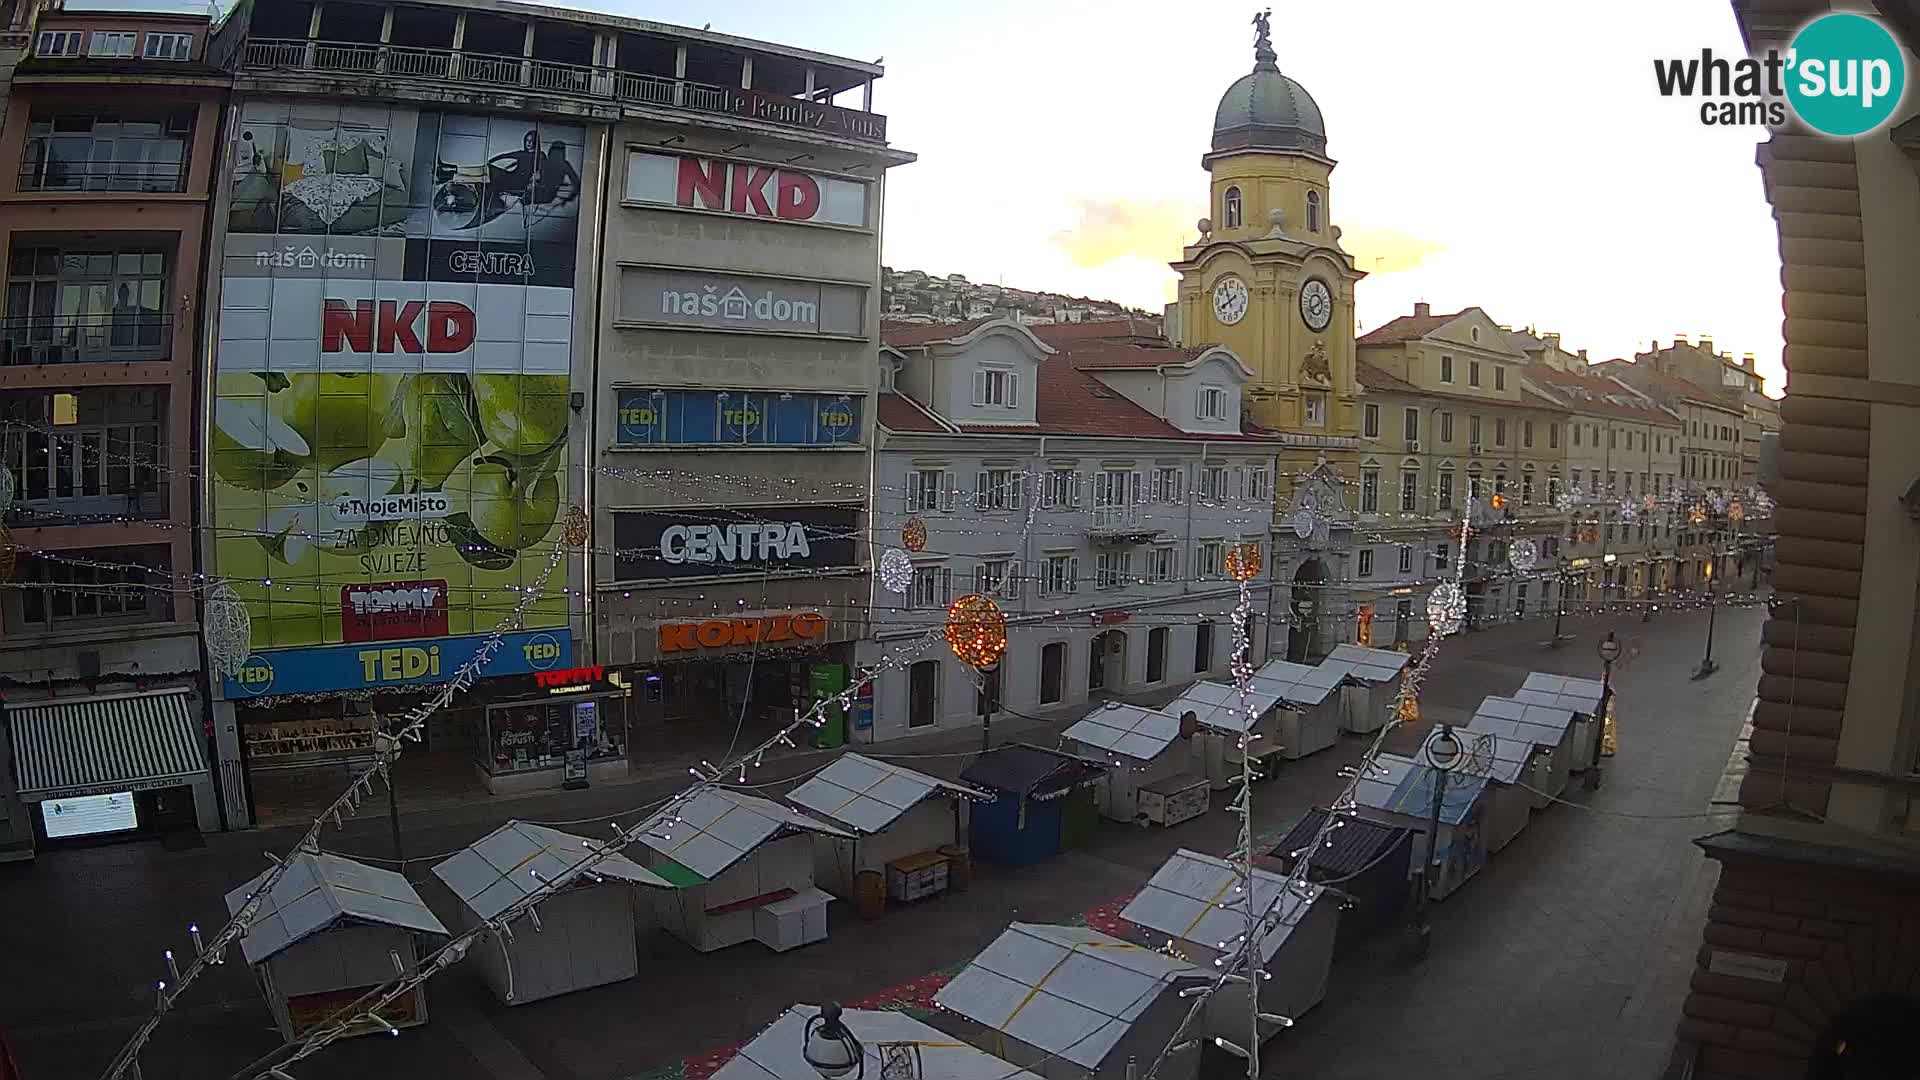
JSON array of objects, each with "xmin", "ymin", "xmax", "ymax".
[{"xmin": 215, "ymin": 101, "xmax": 582, "ymax": 697}]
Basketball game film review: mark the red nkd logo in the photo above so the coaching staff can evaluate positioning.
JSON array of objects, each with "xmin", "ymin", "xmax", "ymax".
[
  {"xmin": 322, "ymin": 300, "xmax": 477, "ymax": 354},
  {"xmin": 675, "ymin": 157, "xmax": 822, "ymax": 221}
]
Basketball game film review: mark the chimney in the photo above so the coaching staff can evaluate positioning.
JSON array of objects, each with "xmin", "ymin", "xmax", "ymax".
[
  {"xmin": 1544, "ymin": 332, "xmax": 1561, "ymax": 350},
  {"xmin": 1675, "ymin": 334, "xmax": 1688, "ymax": 347},
  {"xmin": 1413, "ymin": 301, "xmax": 1431, "ymax": 318},
  {"xmin": 1700, "ymin": 336, "xmax": 1714, "ymax": 354},
  {"xmin": 1742, "ymin": 352, "xmax": 1756, "ymax": 371},
  {"xmin": 1578, "ymin": 348, "xmax": 1588, "ymax": 361}
]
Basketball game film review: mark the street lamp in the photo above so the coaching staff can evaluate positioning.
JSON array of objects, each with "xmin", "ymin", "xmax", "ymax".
[
  {"xmin": 1586, "ymin": 632, "xmax": 1621, "ymax": 791},
  {"xmin": 1693, "ymin": 556, "xmax": 1719, "ymax": 680},
  {"xmin": 803, "ymin": 1003, "xmax": 864, "ymax": 1080},
  {"xmin": 1408, "ymin": 724, "xmax": 1463, "ymax": 961}
]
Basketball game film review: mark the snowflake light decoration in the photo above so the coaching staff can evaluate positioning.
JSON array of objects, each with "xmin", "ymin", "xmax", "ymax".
[
  {"xmin": 878, "ymin": 548, "xmax": 914, "ymax": 594},
  {"xmin": 1508, "ymin": 538, "xmax": 1539, "ymax": 573},
  {"xmin": 1426, "ymin": 580, "xmax": 1466, "ymax": 637}
]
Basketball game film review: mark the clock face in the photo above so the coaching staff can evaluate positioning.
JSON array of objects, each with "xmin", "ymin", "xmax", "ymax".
[
  {"xmin": 1212, "ymin": 276, "xmax": 1249, "ymax": 326},
  {"xmin": 1300, "ymin": 279, "xmax": 1333, "ymax": 332}
]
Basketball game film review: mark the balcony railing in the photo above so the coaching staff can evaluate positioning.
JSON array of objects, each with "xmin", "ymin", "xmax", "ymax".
[
  {"xmin": 0, "ymin": 316, "xmax": 172, "ymax": 365},
  {"xmin": 1091, "ymin": 505, "xmax": 1142, "ymax": 531},
  {"xmin": 240, "ymin": 38, "xmax": 890, "ymax": 144},
  {"xmin": 18, "ymin": 159, "xmax": 186, "ymax": 194}
]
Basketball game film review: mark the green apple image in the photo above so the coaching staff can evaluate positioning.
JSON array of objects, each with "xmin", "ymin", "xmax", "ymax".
[
  {"xmin": 272, "ymin": 373, "xmax": 403, "ymax": 475},
  {"xmin": 212, "ymin": 395, "xmax": 309, "ymax": 491},
  {"xmin": 386, "ymin": 373, "xmax": 483, "ymax": 490},
  {"xmin": 471, "ymin": 374, "xmax": 569, "ymax": 458},
  {"xmin": 441, "ymin": 447, "xmax": 562, "ymax": 567}
]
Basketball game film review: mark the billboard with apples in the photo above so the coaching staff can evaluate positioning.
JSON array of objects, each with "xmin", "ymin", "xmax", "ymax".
[{"xmin": 213, "ymin": 100, "xmax": 582, "ymax": 696}]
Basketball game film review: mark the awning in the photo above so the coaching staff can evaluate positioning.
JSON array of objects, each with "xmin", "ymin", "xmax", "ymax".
[{"xmin": 8, "ymin": 689, "xmax": 206, "ymax": 801}]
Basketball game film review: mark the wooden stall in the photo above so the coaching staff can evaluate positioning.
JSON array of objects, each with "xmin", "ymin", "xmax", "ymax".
[
  {"xmin": 711, "ymin": 1003, "xmax": 1045, "ymax": 1080},
  {"xmin": 1062, "ymin": 703, "xmax": 1207, "ymax": 826},
  {"xmin": 1513, "ymin": 672, "xmax": 1607, "ymax": 772},
  {"xmin": 1271, "ymin": 808, "xmax": 1414, "ymax": 955},
  {"xmin": 1465, "ymin": 695, "xmax": 1579, "ymax": 807},
  {"xmin": 1449, "ymin": 728, "xmax": 1533, "ymax": 853},
  {"xmin": 1321, "ymin": 643, "xmax": 1412, "ymax": 734},
  {"xmin": 1163, "ymin": 680, "xmax": 1286, "ymax": 791},
  {"xmin": 226, "ymin": 852, "xmax": 447, "ymax": 1041},
  {"xmin": 1353, "ymin": 753, "xmax": 1490, "ymax": 901},
  {"xmin": 960, "ymin": 745, "xmax": 1106, "ymax": 866},
  {"xmin": 1247, "ymin": 660, "xmax": 1345, "ymax": 759}
]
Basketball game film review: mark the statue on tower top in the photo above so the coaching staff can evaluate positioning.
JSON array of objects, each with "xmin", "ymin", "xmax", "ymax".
[{"xmin": 1252, "ymin": 8, "xmax": 1277, "ymax": 71}]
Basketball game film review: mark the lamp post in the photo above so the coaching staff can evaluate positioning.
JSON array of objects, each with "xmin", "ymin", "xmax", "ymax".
[
  {"xmin": 803, "ymin": 1003, "xmax": 864, "ymax": 1080},
  {"xmin": 1586, "ymin": 632, "xmax": 1621, "ymax": 791},
  {"xmin": 977, "ymin": 662, "xmax": 999, "ymax": 753},
  {"xmin": 1408, "ymin": 724, "xmax": 1463, "ymax": 962},
  {"xmin": 1694, "ymin": 552, "xmax": 1720, "ymax": 680}
]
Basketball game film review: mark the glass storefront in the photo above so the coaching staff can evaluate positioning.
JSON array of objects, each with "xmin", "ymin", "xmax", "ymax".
[{"xmin": 481, "ymin": 695, "xmax": 626, "ymax": 777}]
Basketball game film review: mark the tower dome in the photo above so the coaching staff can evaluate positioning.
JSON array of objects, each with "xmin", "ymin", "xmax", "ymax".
[{"xmin": 1211, "ymin": 12, "xmax": 1327, "ymax": 156}]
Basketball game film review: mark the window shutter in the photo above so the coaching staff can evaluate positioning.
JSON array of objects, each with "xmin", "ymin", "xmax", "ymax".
[
  {"xmin": 1007, "ymin": 560, "xmax": 1022, "ymax": 599},
  {"xmin": 972, "ymin": 369, "xmax": 987, "ymax": 406},
  {"xmin": 1006, "ymin": 372, "xmax": 1020, "ymax": 408},
  {"xmin": 1130, "ymin": 471, "xmax": 1143, "ymax": 507},
  {"xmin": 906, "ymin": 476, "xmax": 921, "ymax": 513},
  {"xmin": 941, "ymin": 471, "xmax": 957, "ymax": 512},
  {"xmin": 941, "ymin": 567, "xmax": 952, "ymax": 605},
  {"xmin": 1009, "ymin": 474, "xmax": 1024, "ymax": 510},
  {"xmin": 1071, "ymin": 472, "xmax": 1083, "ymax": 507},
  {"xmin": 1149, "ymin": 471, "xmax": 1163, "ymax": 503},
  {"xmin": 974, "ymin": 564, "xmax": 988, "ymax": 595},
  {"xmin": 975, "ymin": 470, "xmax": 990, "ymax": 510},
  {"xmin": 1068, "ymin": 556, "xmax": 1079, "ymax": 593}
]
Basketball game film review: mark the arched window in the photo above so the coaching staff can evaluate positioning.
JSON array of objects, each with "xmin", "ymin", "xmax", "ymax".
[
  {"xmin": 1306, "ymin": 191, "xmax": 1322, "ymax": 232},
  {"xmin": 1224, "ymin": 186, "xmax": 1243, "ymax": 229}
]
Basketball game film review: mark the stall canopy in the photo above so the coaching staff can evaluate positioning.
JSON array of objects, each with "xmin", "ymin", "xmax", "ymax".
[
  {"xmin": 1163, "ymin": 681, "xmax": 1283, "ymax": 733},
  {"xmin": 1467, "ymin": 697, "xmax": 1577, "ymax": 753},
  {"xmin": 637, "ymin": 788, "xmax": 853, "ymax": 883},
  {"xmin": 1354, "ymin": 754, "xmax": 1487, "ymax": 826},
  {"xmin": 1120, "ymin": 848, "xmax": 1320, "ymax": 962},
  {"xmin": 1272, "ymin": 808, "xmax": 1412, "ymax": 884},
  {"xmin": 960, "ymin": 745, "xmax": 1107, "ymax": 802},
  {"xmin": 1512, "ymin": 673, "xmax": 1606, "ymax": 715},
  {"xmin": 1247, "ymin": 660, "xmax": 1344, "ymax": 708},
  {"xmin": 432, "ymin": 820, "xmax": 670, "ymax": 920},
  {"xmin": 1061, "ymin": 703, "xmax": 1183, "ymax": 762},
  {"xmin": 785, "ymin": 753, "xmax": 991, "ymax": 834},
  {"xmin": 225, "ymin": 851, "xmax": 447, "ymax": 965},
  {"xmin": 7, "ymin": 689, "xmax": 206, "ymax": 801},
  {"xmin": 1321, "ymin": 644, "xmax": 1411, "ymax": 685},
  {"xmin": 935, "ymin": 922, "xmax": 1204, "ymax": 1072},
  {"xmin": 713, "ymin": 1004, "xmax": 1045, "ymax": 1080},
  {"xmin": 1461, "ymin": 729, "xmax": 1531, "ymax": 787}
]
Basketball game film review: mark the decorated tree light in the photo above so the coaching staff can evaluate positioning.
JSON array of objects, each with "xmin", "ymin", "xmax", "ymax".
[
  {"xmin": 877, "ymin": 548, "xmax": 914, "ymax": 594},
  {"xmin": 944, "ymin": 593, "xmax": 1008, "ymax": 671},
  {"xmin": 901, "ymin": 516, "xmax": 928, "ymax": 553}
]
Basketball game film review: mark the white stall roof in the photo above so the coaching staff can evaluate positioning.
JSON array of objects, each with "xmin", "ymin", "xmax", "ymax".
[
  {"xmin": 1514, "ymin": 672, "xmax": 1607, "ymax": 715},
  {"xmin": 1322, "ymin": 643, "xmax": 1412, "ymax": 685},
  {"xmin": 226, "ymin": 851, "xmax": 446, "ymax": 965},
  {"xmin": 1248, "ymin": 659, "xmax": 1344, "ymax": 707},
  {"xmin": 1121, "ymin": 848, "xmax": 1323, "ymax": 963},
  {"xmin": 1163, "ymin": 681, "xmax": 1282, "ymax": 734},
  {"xmin": 637, "ymin": 788, "xmax": 853, "ymax": 882},
  {"xmin": 1355, "ymin": 753, "xmax": 1487, "ymax": 827},
  {"xmin": 433, "ymin": 820, "xmax": 669, "ymax": 922},
  {"xmin": 714, "ymin": 1005, "xmax": 1046, "ymax": 1080},
  {"xmin": 1468, "ymin": 695, "xmax": 1577, "ymax": 748},
  {"xmin": 1062, "ymin": 702, "xmax": 1183, "ymax": 761},
  {"xmin": 786, "ymin": 753, "xmax": 991, "ymax": 834},
  {"xmin": 935, "ymin": 923, "xmax": 1204, "ymax": 1071},
  {"xmin": 1457, "ymin": 730, "xmax": 1530, "ymax": 786}
]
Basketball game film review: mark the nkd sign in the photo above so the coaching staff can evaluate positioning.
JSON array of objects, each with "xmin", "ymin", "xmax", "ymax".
[
  {"xmin": 612, "ymin": 505, "xmax": 857, "ymax": 581},
  {"xmin": 619, "ymin": 267, "xmax": 865, "ymax": 337},
  {"xmin": 625, "ymin": 152, "xmax": 869, "ymax": 229}
]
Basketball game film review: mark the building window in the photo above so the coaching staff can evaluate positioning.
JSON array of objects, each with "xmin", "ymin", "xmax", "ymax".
[
  {"xmin": 974, "ymin": 367, "xmax": 1019, "ymax": 408},
  {"xmin": 1523, "ymin": 420, "xmax": 1534, "ymax": 448},
  {"xmin": 907, "ymin": 468, "xmax": 951, "ymax": 513},
  {"xmin": 1549, "ymin": 421, "xmax": 1559, "ymax": 449},
  {"xmin": 908, "ymin": 660, "xmax": 940, "ymax": 727},
  {"xmin": 2, "ymin": 389, "xmax": 164, "ymax": 521},
  {"xmin": 6, "ymin": 245, "xmax": 172, "ymax": 362},
  {"xmin": 1469, "ymin": 360, "xmax": 1482, "ymax": 387},
  {"xmin": 974, "ymin": 468, "xmax": 1024, "ymax": 511},
  {"xmin": 1497, "ymin": 366, "xmax": 1509, "ymax": 391},
  {"xmin": 1400, "ymin": 468, "xmax": 1419, "ymax": 511},
  {"xmin": 615, "ymin": 388, "xmax": 862, "ymax": 448},
  {"xmin": 1398, "ymin": 545, "xmax": 1413, "ymax": 574},
  {"xmin": 142, "ymin": 32, "xmax": 193, "ymax": 60},
  {"xmin": 16, "ymin": 546, "xmax": 167, "ymax": 629},
  {"xmin": 1469, "ymin": 415, "xmax": 1482, "ymax": 448},
  {"xmin": 1404, "ymin": 407, "xmax": 1419, "ymax": 442},
  {"xmin": 1224, "ymin": 186, "xmax": 1243, "ymax": 229},
  {"xmin": 88, "ymin": 31, "xmax": 136, "ymax": 57},
  {"xmin": 1549, "ymin": 472, "xmax": 1563, "ymax": 505},
  {"xmin": 1494, "ymin": 469, "xmax": 1508, "ymax": 496},
  {"xmin": 910, "ymin": 565, "xmax": 952, "ymax": 610},
  {"xmin": 1358, "ymin": 549, "xmax": 1374, "ymax": 577},
  {"xmin": 975, "ymin": 557, "xmax": 1019, "ymax": 600},
  {"xmin": 1150, "ymin": 466, "xmax": 1183, "ymax": 504},
  {"xmin": 1040, "ymin": 553, "xmax": 1078, "ymax": 596},
  {"xmin": 1095, "ymin": 550, "xmax": 1132, "ymax": 590},
  {"xmin": 1305, "ymin": 191, "xmax": 1323, "ymax": 232},
  {"xmin": 1360, "ymin": 467, "xmax": 1379, "ymax": 512},
  {"xmin": 1197, "ymin": 465, "xmax": 1226, "ymax": 500},
  {"xmin": 1438, "ymin": 469, "xmax": 1455, "ymax": 510},
  {"xmin": 1610, "ymin": 428, "xmax": 1618, "ymax": 449},
  {"xmin": 1572, "ymin": 424, "xmax": 1581, "ymax": 447},
  {"xmin": 1495, "ymin": 417, "xmax": 1507, "ymax": 446},
  {"xmin": 1440, "ymin": 411, "xmax": 1453, "ymax": 443},
  {"xmin": 1147, "ymin": 627, "xmax": 1169, "ymax": 683},
  {"xmin": 1589, "ymin": 471, "xmax": 1599, "ymax": 495},
  {"xmin": 1468, "ymin": 468, "xmax": 1484, "ymax": 499},
  {"xmin": 1363, "ymin": 403, "xmax": 1379, "ymax": 438},
  {"xmin": 1571, "ymin": 468, "xmax": 1582, "ymax": 492},
  {"xmin": 1440, "ymin": 355, "xmax": 1454, "ymax": 383},
  {"xmin": 1246, "ymin": 466, "xmax": 1272, "ymax": 501},
  {"xmin": 1040, "ymin": 643, "xmax": 1065, "ymax": 705},
  {"xmin": 1304, "ymin": 393, "xmax": 1326, "ymax": 426},
  {"xmin": 1147, "ymin": 545, "xmax": 1179, "ymax": 584},
  {"xmin": 1043, "ymin": 468, "xmax": 1080, "ymax": 510},
  {"xmin": 35, "ymin": 30, "xmax": 85, "ymax": 56},
  {"xmin": 1197, "ymin": 539, "xmax": 1225, "ymax": 579},
  {"xmin": 1194, "ymin": 620, "xmax": 1214, "ymax": 673},
  {"xmin": 1197, "ymin": 385, "xmax": 1227, "ymax": 421},
  {"xmin": 1522, "ymin": 470, "xmax": 1535, "ymax": 505},
  {"xmin": 1470, "ymin": 327, "xmax": 1481, "ymax": 343}
]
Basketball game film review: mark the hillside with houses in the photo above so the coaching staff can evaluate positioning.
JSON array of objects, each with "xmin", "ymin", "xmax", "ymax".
[{"xmin": 883, "ymin": 266, "xmax": 1160, "ymax": 329}]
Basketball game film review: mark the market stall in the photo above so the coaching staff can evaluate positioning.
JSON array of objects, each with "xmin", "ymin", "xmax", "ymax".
[
  {"xmin": 712, "ymin": 1003, "xmax": 1045, "ymax": 1080},
  {"xmin": 1246, "ymin": 660, "xmax": 1345, "ymax": 759},
  {"xmin": 1162, "ymin": 681, "xmax": 1286, "ymax": 791},
  {"xmin": 960, "ymin": 745, "xmax": 1107, "ymax": 866},
  {"xmin": 1062, "ymin": 703, "xmax": 1206, "ymax": 826},
  {"xmin": 430, "ymin": 820, "xmax": 670, "ymax": 1005},
  {"xmin": 1452, "ymin": 728, "xmax": 1533, "ymax": 853},
  {"xmin": 635, "ymin": 788, "xmax": 852, "ymax": 954},
  {"xmin": 1353, "ymin": 753, "xmax": 1490, "ymax": 901},
  {"xmin": 226, "ymin": 851, "xmax": 447, "ymax": 1041},
  {"xmin": 784, "ymin": 753, "xmax": 992, "ymax": 917},
  {"xmin": 1320, "ymin": 643, "xmax": 1412, "ymax": 734},
  {"xmin": 1465, "ymin": 695, "xmax": 1579, "ymax": 807},
  {"xmin": 1118, "ymin": 848, "xmax": 1338, "ymax": 1038},
  {"xmin": 1513, "ymin": 672, "xmax": 1608, "ymax": 771},
  {"xmin": 1270, "ymin": 809, "xmax": 1414, "ymax": 956},
  {"xmin": 935, "ymin": 922, "xmax": 1206, "ymax": 1080}
]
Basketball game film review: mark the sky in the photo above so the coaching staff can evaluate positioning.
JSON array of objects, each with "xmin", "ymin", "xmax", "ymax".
[{"xmin": 91, "ymin": 0, "xmax": 1788, "ymax": 391}]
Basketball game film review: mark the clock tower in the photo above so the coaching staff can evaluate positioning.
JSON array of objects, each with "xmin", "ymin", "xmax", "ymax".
[{"xmin": 1171, "ymin": 10, "xmax": 1364, "ymax": 442}]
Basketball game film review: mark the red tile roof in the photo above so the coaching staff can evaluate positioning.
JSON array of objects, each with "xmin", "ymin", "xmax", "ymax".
[
  {"xmin": 1028, "ymin": 317, "xmax": 1164, "ymax": 346},
  {"xmin": 1356, "ymin": 361, "xmax": 1569, "ymax": 413},
  {"xmin": 1355, "ymin": 362, "xmax": 1419, "ymax": 394},
  {"xmin": 880, "ymin": 318, "xmax": 997, "ymax": 348},
  {"xmin": 1521, "ymin": 364, "xmax": 1679, "ymax": 425},
  {"xmin": 1054, "ymin": 338, "xmax": 1209, "ymax": 371},
  {"xmin": 1356, "ymin": 310, "xmax": 1466, "ymax": 345},
  {"xmin": 876, "ymin": 392, "xmax": 951, "ymax": 434},
  {"xmin": 1590, "ymin": 360, "xmax": 1739, "ymax": 411}
]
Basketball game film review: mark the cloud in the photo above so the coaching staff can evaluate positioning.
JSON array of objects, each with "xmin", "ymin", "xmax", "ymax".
[
  {"xmin": 1051, "ymin": 198, "xmax": 1201, "ymax": 270},
  {"xmin": 1338, "ymin": 225, "xmax": 1447, "ymax": 275}
]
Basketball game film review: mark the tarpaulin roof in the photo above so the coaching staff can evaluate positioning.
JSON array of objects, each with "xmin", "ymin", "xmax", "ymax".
[
  {"xmin": 1322, "ymin": 643, "xmax": 1412, "ymax": 685},
  {"xmin": 1354, "ymin": 754, "xmax": 1487, "ymax": 826},
  {"xmin": 1062, "ymin": 702, "xmax": 1184, "ymax": 761},
  {"xmin": 433, "ymin": 820, "xmax": 668, "ymax": 921},
  {"xmin": 1271, "ymin": 808, "xmax": 1414, "ymax": 882},
  {"xmin": 786, "ymin": 753, "xmax": 991, "ymax": 834},
  {"xmin": 1119, "ymin": 848, "xmax": 1322, "ymax": 963},
  {"xmin": 713, "ymin": 1005, "xmax": 1045, "ymax": 1080},
  {"xmin": 636, "ymin": 788, "xmax": 852, "ymax": 881},
  {"xmin": 1248, "ymin": 659, "xmax": 1343, "ymax": 707},
  {"xmin": 960, "ymin": 745, "xmax": 1107, "ymax": 802},
  {"xmin": 226, "ymin": 851, "xmax": 446, "ymax": 965},
  {"xmin": 1163, "ymin": 680, "xmax": 1282, "ymax": 734},
  {"xmin": 1514, "ymin": 672, "xmax": 1606, "ymax": 716}
]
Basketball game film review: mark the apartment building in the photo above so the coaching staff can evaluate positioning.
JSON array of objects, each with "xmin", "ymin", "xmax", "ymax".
[
  {"xmin": 864, "ymin": 318, "xmax": 1280, "ymax": 740},
  {"xmin": 0, "ymin": 5, "xmax": 237, "ymax": 859}
]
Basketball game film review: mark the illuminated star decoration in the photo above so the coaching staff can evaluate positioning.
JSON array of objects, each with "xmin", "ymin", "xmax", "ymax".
[{"xmin": 877, "ymin": 548, "xmax": 914, "ymax": 594}]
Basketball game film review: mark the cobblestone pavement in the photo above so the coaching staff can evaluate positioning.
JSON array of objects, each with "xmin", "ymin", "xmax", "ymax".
[{"xmin": 0, "ymin": 604, "xmax": 1761, "ymax": 1080}]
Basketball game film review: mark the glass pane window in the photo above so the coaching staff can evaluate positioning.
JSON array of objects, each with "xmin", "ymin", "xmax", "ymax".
[
  {"xmin": 21, "ymin": 110, "xmax": 191, "ymax": 193},
  {"xmin": 5, "ymin": 244, "xmax": 172, "ymax": 363}
]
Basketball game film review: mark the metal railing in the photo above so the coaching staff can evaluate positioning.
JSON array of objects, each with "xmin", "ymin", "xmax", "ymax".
[
  {"xmin": 0, "ymin": 315, "xmax": 172, "ymax": 364},
  {"xmin": 18, "ymin": 159, "xmax": 186, "ymax": 194},
  {"xmin": 1090, "ymin": 505, "xmax": 1143, "ymax": 531}
]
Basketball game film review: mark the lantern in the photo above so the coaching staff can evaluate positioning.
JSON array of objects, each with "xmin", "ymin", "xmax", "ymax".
[
  {"xmin": 1356, "ymin": 604, "xmax": 1375, "ymax": 647},
  {"xmin": 902, "ymin": 516, "xmax": 928, "ymax": 553},
  {"xmin": 1224, "ymin": 541, "xmax": 1263, "ymax": 582},
  {"xmin": 1395, "ymin": 695, "xmax": 1421, "ymax": 724},
  {"xmin": 945, "ymin": 594, "xmax": 1007, "ymax": 670},
  {"xmin": 1490, "ymin": 493, "xmax": 1506, "ymax": 511}
]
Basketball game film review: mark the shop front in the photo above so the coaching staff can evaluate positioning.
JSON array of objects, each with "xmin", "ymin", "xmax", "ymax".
[
  {"xmin": 477, "ymin": 665, "xmax": 632, "ymax": 795},
  {"xmin": 629, "ymin": 611, "xmax": 855, "ymax": 757}
]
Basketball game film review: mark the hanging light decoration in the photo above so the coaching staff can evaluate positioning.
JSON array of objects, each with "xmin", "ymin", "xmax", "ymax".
[
  {"xmin": 1490, "ymin": 493, "xmax": 1506, "ymax": 511},
  {"xmin": 1224, "ymin": 541, "xmax": 1263, "ymax": 582},
  {"xmin": 945, "ymin": 593, "xmax": 1008, "ymax": 670},
  {"xmin": 563, "ymin": 505, "xmax": 590, "ymax": 547},
  {"xmin": 1642, "ymin": 493, "xmax": 1658, "ymax": 513},
  {"xmin": 1507, "ymin": 538, "xmax": 1538, "ymax": 573},
  {"xmin": 1727, "ymin": 500, "xmax": 1745, "ymax": 525},
  {"xmin": 0, "ymin": 464, "xmax": 14, "ymax": 516},
  {"xmin": 1395, "ymin": 694, "xmax": 1421, "ymax": 724},
  {"xmin": 1554, "ymin": 491, "xmax": 1578, "ymax": 513},
  {"xmin": 1688, "ymin": 502, "xmax": 1709, "ymax": 526},
  {"xmin": 205, "ymin": 581, "xmax": 253, "ymax": 677},
  {"xmin": 1425, "ymin": 580, "xmax": 1466, "ymax": 637},
  {"xmin": 877, "ymin": 548, "xmax": 914, "ymax": 594},
  {"xmin": 901, "ymin": 516, "xmax": 928, "ymax": 553}
]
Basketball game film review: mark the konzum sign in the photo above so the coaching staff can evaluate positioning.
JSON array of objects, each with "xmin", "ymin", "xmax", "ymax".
[
  {"xmin": 658, "ymin": 612, "xmax": 828, "ymax": 654},
  {"xmin": 625, "ymin": 152, "xmax": 869, "ymax": 228}
]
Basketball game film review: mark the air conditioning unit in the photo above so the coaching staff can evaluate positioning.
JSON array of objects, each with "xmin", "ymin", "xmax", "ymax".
[
  {"xmin": 1469, "ymin": 442, "xmax": 1484, "ymax": 455},
  {"xmin": 1406, "ymin": 438, "xmax": 1421, "ymax": 452}
]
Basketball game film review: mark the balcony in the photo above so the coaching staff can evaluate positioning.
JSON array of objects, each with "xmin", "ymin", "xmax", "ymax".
[
  {"xmin": 18, "ymin": 158, "xmax": 187, "ymax": 195},
  {"xmin": 0, "ymin": 316, "xmax": 171, "ymax": 365},
  {"xmin": 240, "ymin": 38, "xmax": 890, "ymax": 144},
  {"xmin": 1089, "ymin": 505, "xmax": 1159, "ymax": 544}
]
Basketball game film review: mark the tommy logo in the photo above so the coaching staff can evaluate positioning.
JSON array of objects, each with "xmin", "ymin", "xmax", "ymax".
[{"xmin": 340, "ymin": 580, "xmax": 450, "ymax": 642}]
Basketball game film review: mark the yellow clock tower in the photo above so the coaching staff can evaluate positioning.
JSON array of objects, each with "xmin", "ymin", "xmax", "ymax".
[{"xmin": 1172, "ymin": 11, "xmax": 1364, "ymax": 462}]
